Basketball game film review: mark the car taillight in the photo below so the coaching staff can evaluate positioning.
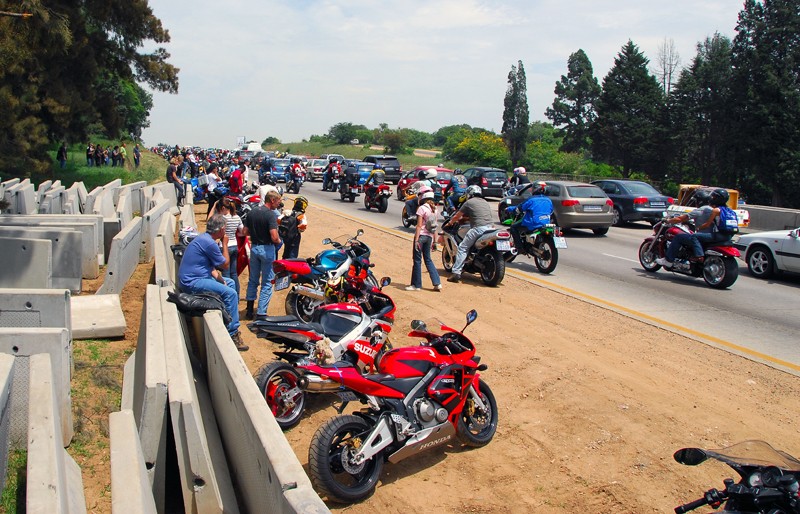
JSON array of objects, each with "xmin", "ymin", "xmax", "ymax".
[
  {"xmin": 481, "ymin": 177, "xmax": 488, "ymax": 186},
  {"xmin": 667, "ymin": 197, "xmax": 675, "ymax": 204},
  {"xmin": 561, "ymin": 199, "xmax": 579, "ymax": 207},
  {"xmin": 606, "ymin": 199, "xmax": 614, "ymax": 206},
  {"xmin": 633, "ymin": 197, "xmax": 647, "ymax": 205}
]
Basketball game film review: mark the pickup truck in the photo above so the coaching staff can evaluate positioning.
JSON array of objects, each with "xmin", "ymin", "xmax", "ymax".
[{"xmin": 666, "ymin": 184, "xmax": 750, "ymax": 227}]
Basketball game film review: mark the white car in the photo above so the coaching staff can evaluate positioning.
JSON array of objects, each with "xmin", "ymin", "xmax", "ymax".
[{"xmin": 734, "ymin": 227, "xmax": 800, "ymax": 278}]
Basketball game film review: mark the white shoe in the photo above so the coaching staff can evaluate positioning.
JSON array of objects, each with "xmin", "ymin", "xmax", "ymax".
[
  {"xmin": 404, "ymin": 285, "xmax": 419, "ymax": 291},
  {"xmin": 655, "ymin": 257, "xmax": 672, "ymax": 268},
  {"xmin": 433, "ymin": 284, "xmax": 443, "ymax": 292}
]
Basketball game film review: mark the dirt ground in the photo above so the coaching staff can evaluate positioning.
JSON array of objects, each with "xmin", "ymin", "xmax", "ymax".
[{"xmin": 78, "ymin": 202, "xmax": 800, "ymax": 513}]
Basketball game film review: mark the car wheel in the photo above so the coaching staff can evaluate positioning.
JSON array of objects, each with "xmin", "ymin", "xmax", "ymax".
[
  {"xmin": 612, "ymin": 207, "xmax": 624, "ymax": 227},
  {"xmin": 746, "ymin": 245, "xmax": 775, "ymax": 279},
  {"xmin": 592, "ymin": 227, "xmax": 609, "ymax": 236}
]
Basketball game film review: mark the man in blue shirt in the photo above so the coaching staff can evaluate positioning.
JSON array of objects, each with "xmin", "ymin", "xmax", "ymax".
[
  {"xmin": 505, "ymin": 181, "xmax": 553, "ymax": 251},
  {"xmin": 178, "ymin": 214, "xmax": 247, "ymax": 350}
]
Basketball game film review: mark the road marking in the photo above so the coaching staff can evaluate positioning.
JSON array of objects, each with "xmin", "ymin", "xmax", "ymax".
[{"xmin": 602, "ymin": 253, "xmax": 639, "ymax": 263}]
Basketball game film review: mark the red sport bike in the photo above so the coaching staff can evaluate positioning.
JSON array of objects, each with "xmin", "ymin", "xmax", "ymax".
[{"xmin": 304, "ymin": 309, "xmax": 498, "ymax": 503}]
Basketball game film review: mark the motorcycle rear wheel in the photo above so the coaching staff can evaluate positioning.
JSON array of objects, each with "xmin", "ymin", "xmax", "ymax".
[
  {"xmin": 378, "ymin": 197, "xmax": 388, "ymax": 213},
  {"xmin": 534, "ymin": 238, "xmax": 558, "ymax": 274},
  {"xmin": 401, "ymin": 205, "xmax": 412, "ymax": 228},
  {"xmin": 480, "ymin": 250, "xmax": 505, "ymax": 286},
  {"xmin": 308, "ymin": 414, "xmax": 383, "ymax": 503},
  {"xmin": 703, "ymin": 255, "xmax": 739, "ymax": 289},
  {"xmin": 457, "ymin": 379, "xmax": 498, "ymax": 447},
  {"xmin": 497, "ymin": 204, "xmax": 513, "ymax": 224},
  {"xmin": 638, "ymin": 241, "xmax": 661, "ymax": 272},
  {"xmin": 254, "ymin": 361, "xmax": 305, "ymax": 430},
  {"xmin": 285, "ymin": 291, "xmax": 322, "ymax": 323}
]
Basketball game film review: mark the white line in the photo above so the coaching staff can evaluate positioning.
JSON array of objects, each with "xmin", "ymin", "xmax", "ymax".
[{"xmin": 602, "ymin": 253, "xmax": 639, "ymax": 263}]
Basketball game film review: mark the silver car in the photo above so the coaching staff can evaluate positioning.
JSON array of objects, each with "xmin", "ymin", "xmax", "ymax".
[
  {"xmin": 306, "ymin": 159, "xmax": 328, "ymax": 181},
  {"xmin": 733, "ymin": 227, "xmax": 800, "ymax": 278},
  {"xmin": 545, "ymin": 181, "xmax": 614, "ymax": 235}
]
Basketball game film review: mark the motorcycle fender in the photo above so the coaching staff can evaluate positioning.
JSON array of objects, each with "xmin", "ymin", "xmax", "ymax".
[
  {"xmin": 707, "ymin": 246, "xmax": 740, "ymax": 258},
  {"xmin": 387, "ymin": 421, "xmax": 457, "ymax": 464}
]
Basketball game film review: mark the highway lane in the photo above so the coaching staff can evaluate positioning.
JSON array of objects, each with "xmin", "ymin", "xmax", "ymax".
[{"xmin": 292, "ymin": 181, "xmax": 800, "ymax": 374}]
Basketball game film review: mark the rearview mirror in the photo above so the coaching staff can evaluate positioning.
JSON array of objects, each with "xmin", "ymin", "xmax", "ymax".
[
  {"xmin": 356, "ymin": 229, "xmax": 364, "ymax": 236},
  {"xmin": 410, "ymin": 320, "xmax": 427, "ymax": 332},
  {"xmin": 673, "ymin": 448, "xmax": 708, "ymax": 466},
  {"xmin": 322, "ymin": 238, "xmax": 331, "ymax": 245},
  {"xmin": 791, "ymin": 228, "xmax": 800, "ymax": 239},
  {"xmin": 466, "ymin": 309, "xmax": 478, "ymax": 326},
  {"xmin": 380, "ymin": 277, "xmax": 391, "ymax": 287}
]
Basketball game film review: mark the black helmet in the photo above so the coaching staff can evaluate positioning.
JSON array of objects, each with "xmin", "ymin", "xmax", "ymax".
[
  {"xmin": 692, "ymin": 189, "xmax": 712, "ymax": 207},
  {"xmin": 329, "ymin": 157, "xmax": 337, "ymax": 163},
  {"xmin": 709, "ymin": 188, "xmax": 729, "ymax": 207}
]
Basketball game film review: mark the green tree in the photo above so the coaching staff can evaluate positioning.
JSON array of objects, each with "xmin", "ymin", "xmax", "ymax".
[
  {"xmin": 432, "ymin": 124, "xmax": 472, "ymax": 147},
  {"xmin": 592, "ymin": 41, "xmax": 665, "ymax": 177},
  {"xmin": 382, "ymin": 130, "xmax": 407, "ymax": 154},
  {"xmin": 545, "ymin": 49, "xmax": 601, "ymax": 153},
  {"xmin": 327, "ymin": 122, "xmax": 366, "ymax": 144},
  {"xmin": 730, "ymin": 0, "xmax": 800, "ymax": 207},
  {"xmin": 0, "ymin": 0, "xmax": 179, "ymax": 176},
  {"xmin": 501, "ymin": 60, "xmax": 530, "ymax": 168},
  {"xmin": 447, "ymin": 131, "xmax": 510, "ymax": 169},
  {"xmin": 262, "ymin": 136, "xmax": 281, "ymax": 145}
]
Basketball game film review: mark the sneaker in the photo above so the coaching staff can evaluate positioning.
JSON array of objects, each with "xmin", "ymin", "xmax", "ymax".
[
  {"xmin": 447, "ymin": 274, "xmax": 461, "ymax": 283},
  {"xmin": 655, "ymin": 257, "xmax": 672, "ymax": 268},
  {"xmin": 231, "ymin": 331, "xmax": 249, "ymax": 352},
  {"xmin": 404, "ymin": 285, "xmax": 419, "ymax": 291},
  {"xmin": 433, "ymin": 284, "xmax": 443, "ymax": 292}
]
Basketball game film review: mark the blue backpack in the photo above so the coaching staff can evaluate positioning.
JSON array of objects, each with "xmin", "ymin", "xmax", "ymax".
[{"xmin": 716, "ymin": 206, "xmax": 739, "ymax": 234}]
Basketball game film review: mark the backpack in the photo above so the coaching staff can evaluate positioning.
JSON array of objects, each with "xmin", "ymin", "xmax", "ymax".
[
  {"xmin": 279, "ymin": 212, "xmax": 300, "ymax": 241},
  {"xmin": 716, "ymin": 206, "xmax": 739, "ymax": 234}
]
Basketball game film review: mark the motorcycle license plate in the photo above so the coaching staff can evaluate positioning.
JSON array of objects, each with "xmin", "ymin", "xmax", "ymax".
[
  {"xmin": 496, "ymin": 240, "xmax": 512, "ymax": 251},
  {"xmin": 275, "ymin": 275, "xmax": 290, "ymax": 291},
  {"xmin": 554, "ymin": 236, "xmax": 568, "ymax": 249},
  {"xmin": 350, "ymin": 187, "xmax": 359, "ymax": 193},
  {"xmin": 333, "ymin": 179, "xmax": 340, "ymax": 184}
]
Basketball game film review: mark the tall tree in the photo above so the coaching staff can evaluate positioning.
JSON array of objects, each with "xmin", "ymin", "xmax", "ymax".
[
  {"xmin": 0, "ymin": 0, "xmax": 179, "ymax": 176},
  {"xmin": 654, "ymin": 37, "xmax": 681, "ymax": 96},
  {"xmin": 327, "ymin": 122, "xmax": 366, "ymax": 144},
  {"xmin": 592, "ymin": 41, "xmax": 665, "ymax": 177},
  {"xmin": 545, "ymin": 49, "xmax": 601, "ymax": 153},
  {"xmin": 730, "ymin": 0, "xmax": 800, "ymax": 207},
  {"xmin": 501, "ymin": 60, "xmax": 529, "ymax": 168}
]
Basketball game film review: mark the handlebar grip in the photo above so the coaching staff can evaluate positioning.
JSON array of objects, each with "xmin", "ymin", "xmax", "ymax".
[{"xmin": 674, "ymin": 497, "xmax": 708, "ymax": 513}]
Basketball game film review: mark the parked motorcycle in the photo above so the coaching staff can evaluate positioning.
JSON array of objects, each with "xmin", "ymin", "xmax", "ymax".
[
  {"xmin": 363, "ymin": 184, "xmax": 392, "ymax": 212},
  {"xmin": 249, "ymin": 278, "xmax": 396, "ymax": 429},
  {"xmin": 638, "ymin": 216, "xmax": 740, "ymax": 289},
  {"xmin": 673, "ymin": 440, "xmax": 800, "ymax": 513},
  {"xmin": 440, "ymin": 214, "xmax": 516, "ymax": 286},
  {"xmin": 502, "ymin": 212, "xmax": 566, "ymax": 274},
  {"xmin": 305, "ymin": 309, "xmax": 497, "ymax": 503},
  {"xmin": 273, "ymin": 229, "xmax": 377, "ymax": 321}
]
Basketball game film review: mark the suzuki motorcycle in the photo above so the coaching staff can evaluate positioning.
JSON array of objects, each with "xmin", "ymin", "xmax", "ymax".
[
  {"xmin": 502, "ymin": 213, "xmax": 565, "ymax": 274},
  {"xmin": 249, "ymin": 278, "xmax": 396, "ymax": 429},
  {"xmin": 274, "ymin": 229, "xmax": 378, "ymax": 321},
  {"xmin": 674, "ymin": 440, "xmax": 800, "ymax": 513},
  {"xmin": 639, "ymin": 216, "xmax": 740, "ymax": 289},
  {"xmin": 306, "ymin": 310, "xmax": 497, "ymax": 503},
  {"xmin": 363, "ymin": 184, "xmax": 392, "ymax": 213},
  {"xmin": 440, "ymin": 214, "xmax": 516, "ymax": 286}
]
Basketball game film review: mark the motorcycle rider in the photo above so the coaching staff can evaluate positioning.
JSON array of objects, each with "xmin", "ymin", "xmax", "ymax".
[
  {"xmin": 342, "ymin": 160, "xmax": 359, "ymax": 194},
  {"xmin": 505, "ymin": 181, "xmax": 553, "ymax": 250},
  {"xmin": 444, "ymin": 185, "xmax": 495, "ymax": 283},
  {"xmin": 508, "ymin": 166, "xmax": 531, "ymax": 189},
  {"xmin": 321, "ymin": 157, "xmax": 341, "ymax": 191},
  {"xmin": 444, "ymin": 168, "xmax": 469, "ymax": 212},
  {"xmin": 656, "ymin": 189, "xmax": 721, "ymax": 268},
  {"xmin": 363, "ymin": 164, "xmax": 386, "ymax": 203}
]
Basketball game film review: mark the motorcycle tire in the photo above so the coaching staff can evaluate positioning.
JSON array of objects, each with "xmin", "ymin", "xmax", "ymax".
[
  {"xmin": 480, "ymin": 250, "xmax": 505, "ymax": 286},
  {"xmin": 497, "ymin": 204, "xmax": 513, "ymax": 224},
  {"xmin": 349, "ymin": 194, "xmax": 356, "ymax": 203},
  {"xmin": 534, "ymin": 238, "xmax": 558, "ymax": 274},
  {"xmin": 702, "ymin": 255, "xmax": 739, "ymax": 289},
  {"xmin": 285, "ymin": 291, "xmax": 323, "ymax": 323},
  {"xmin": 457, "ymin": 379, "xmax": 498, "ymax": 447},
  {"xmin": 401, "ymin": 205, "xmax": 412, "ymax": 228},
  {"xmin": 378, "ymin": 197, "xmax": 388, "ymax": 213},
  {"xmin": 441, "ymin": 238, "xmax": 457, "ymax": 271},
  {"xmin": 363, "ymin": 195, "xmax": 370, "ymax": 210},
  {"xmin": 308, "ymin": 414, "xmax": 383, "ymax": 503},
  {"xmin": 638, "ymin": 241, "xmax": 661, "ymax": 272},
  {"xmin": 254, "ymin": 361, "xmax": 306, "ymax": 430}
]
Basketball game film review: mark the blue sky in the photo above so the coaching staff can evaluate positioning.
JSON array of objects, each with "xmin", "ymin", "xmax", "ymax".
[{"xmin": 141, "ymin": 0, "xmax": 742, "ymax": 149}]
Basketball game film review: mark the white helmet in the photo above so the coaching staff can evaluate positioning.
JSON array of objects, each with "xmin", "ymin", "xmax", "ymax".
[
  {"xmin": 419, "ymin": 191, "xmax": 435, "ymax": 201},
  {"xmin": 466, "ymin": 185, "xmax": 483, "ymax": 198},
  {"xmin": 425, "ymin": 168, "xmax": 437, "ymax": 180},
  {"xmin": 416, "ymin": 185, "xmax": 433, "ymax": 196},
  {"xmin": 513, "ymin": 166, "xmax": 527, "ymax": 176}
]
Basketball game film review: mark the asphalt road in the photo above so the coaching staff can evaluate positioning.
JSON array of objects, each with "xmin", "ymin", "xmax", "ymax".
[{"xmin": 294, "ymin": 180, "xmax": 800, "ymax": 376}]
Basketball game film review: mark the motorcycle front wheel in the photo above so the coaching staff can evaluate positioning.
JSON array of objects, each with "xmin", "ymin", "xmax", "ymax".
[
  {"xmin": 401, "ymin": 205, "xmax": 412, "ymax": 228},
  {"xmin": 254, "ymin": 361, "xmax": 305, "ymax": 430},
  {"xmin": 703, "ymin": 255, "xmax": 739, "ymax": 289},
  {"xmin": 534, "ymin": 238, "xmax": 558, "ymax": 274},
  {"xmin": 457, "ymin": 379, "xmax": 498, "ymax": 447},
  {"xmin": 497, "ymin": 204, "xmax": 513, "ymax": 223},
  {"xmin": 308, "ymin": 414, "xmax": 383, "ymax": 503},
  {"xmin": 441, "ymin": 237, "xmax": 457, "ymax": 271},
  {"xmin": 285, "ymin": 291, "xmax": 323, "ymax": 323},
  {"xmin": 638, "ymin": 240, "xmax": 661, "ymax": 272},
  {"xmin": 479, "ymin": 250, "xmax": 505, "ymax": 286}
]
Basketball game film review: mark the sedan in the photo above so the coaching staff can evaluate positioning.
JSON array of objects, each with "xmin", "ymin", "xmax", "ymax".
[
  {"xmin": 269, "ymin": 158, "xmax": 290, "ymax": 182},
  {"xmin": 306, "ymin": 159, "xmax": 328, "ymax": 181},
  {"xmin": 733, "ymin": 227, "xmax": 800, "ymax": 278},
  {"xmin": 591, "ymin": 179, "xmax": 674, "ymax": 226},
  {"xmin": 545, "ymin": 181, "xmax": 614, "ymax": 235},
  {"xmin": 396, "ymin": 167, "xmax": 453, "ymax": 199}
]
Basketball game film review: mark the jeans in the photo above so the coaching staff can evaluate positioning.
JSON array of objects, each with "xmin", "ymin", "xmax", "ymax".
[
  {"xmin": 282, "ymin": 237, "xmax": 300, "ymax": 259},
  {"xmin": 246, "ymin": 244, "xmax": 275, "ymax": 316},
  {"xmin": 411, "ymin": 235, "xmax": 441, "ymax": 288},
  {"xmin": 221, "ymin": 246, "xmax": 240, "ymax": 297},
  {"xmin": 666, "ymin": 232, "xmax": 702, "ymax": 262},
  {"xmin": 184, "ymin": 277, "xmax": 240, "ymax": 336},
  {"xmin": 452, "ymin": 225, "xmax": 494, "ymax": 275},
  {"xmin": 174, "ymin": 182, "xmax": 185, "ymax": 206}
]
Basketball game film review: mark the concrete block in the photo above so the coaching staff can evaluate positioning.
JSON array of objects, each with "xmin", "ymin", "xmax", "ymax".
[
  {"xmin": 109, "ymin": 410, "xmax": 157, "ymax": 514},
  {"xmin": 63, "ymin": 185, "xmax": 80, "ymax": 215},
  {"xmin": 0, "ymin": 228, "xmax": 82, "ymax": 292},
  {"xmin": 103, "ymin": 217, "xmax": 123, "ymax": 260},
  {"xmin": 26, "ymin": 353, "xmax": 86, "ymax": 514},
  {"xmin": 0, "ymin": 236, "xmax": 52, "ymax": 289},
  {"xmin": 118, "ymin": 181, "xmax": 146, "ymax": 215},
  {"xmin": 0, "ymin": 288, "xmax": 71, "ymax": 331},
  {"xmin": 37, "ymin": 180, "xmax": 53, "ymax": 204},
  {"xmin": 131, "ymin": 285, "xmax": 168, "ymax": 512},
  {"xmin": 0, "ymin": 354, "xmax": 15, "ymax": 489},
  {"xmin": 69, "ymin": 182, "xmax": 88, "ymax": 213},
  {"xmin": 11, "ymin": 183, "xmax": 37, "ymax": 214},
  {"xmin": 180, "ymin": 203, "xmax": 196, "ymax": 230},
  {"xmin": 162, "ymin": 290, "xmax": 239, "ymax": 513},
  {"xmin": 2, "ymin": 182, "xmax": 20, "ymax": 214},
  {"xmin": 97, "ymin": 216, "xmax": 143, "ymax": 295},
  {"xmin": 153, "ymin": 214, "xmax": 177, "ymax": 288},
  {"xmin": 71, "ymin": 294, "xmax": 126, "ymax": 339},
  {"xmin": 116, "ymin": 191, "xmax": 134, "ymax": 229},
  {"xmin": 84, "ymin": 186, "xmax": 103, "ymax": 216},
  {"xmin": 121, "ymin": 352, "xmax": 135, "ymax": 411},
  {"xmin": 202, "ymin": 312, "xmax": 329, "ymax": 514},
  {"xmin": 1, "ymin": 178, "xmax": 20, "ymax": 189},
  {"xmin": 142, "ymin": 198, "xmax": 172, "ymax": 263},
  {"xmin": 0, "ymin": 327, "xmax": 73, "ymax": 447},
  {"xmin": 95, "ymin": 188, "xmax": 117, "ymax": 218},
  {"xmin": 39, "ymin": 186, "xmax": 66, "ymax": 214}
]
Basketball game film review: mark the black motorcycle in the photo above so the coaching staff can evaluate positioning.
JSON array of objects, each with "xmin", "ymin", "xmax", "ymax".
[{"xmin": 674, "ymin": 440, "xmax": 800, "ymax": 513}]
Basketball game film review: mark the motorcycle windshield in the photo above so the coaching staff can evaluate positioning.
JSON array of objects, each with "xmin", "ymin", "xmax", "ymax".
[{"xmin": 694, "ymin": 440, "xmax": 800, "ymax": 471}]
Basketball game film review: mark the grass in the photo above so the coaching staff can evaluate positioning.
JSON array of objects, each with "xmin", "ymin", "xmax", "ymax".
[{"xmin": 0, "ymin": 450, "xmax": 27, "ymax": 514}]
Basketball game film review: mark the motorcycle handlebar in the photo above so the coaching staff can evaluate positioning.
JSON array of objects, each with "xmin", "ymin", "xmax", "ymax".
[{"xmin": 674, "ymin": 497, "xmax": 708, "ymax": 513}]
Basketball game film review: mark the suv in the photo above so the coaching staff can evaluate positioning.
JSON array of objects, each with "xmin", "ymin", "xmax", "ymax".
[
  {"xmin": 362, "ymin": 155, "xmax": 402, "ymax": 184},
  {"xmin": 463, "ymin": 167, "xmax": 508, "ymax": 198}
]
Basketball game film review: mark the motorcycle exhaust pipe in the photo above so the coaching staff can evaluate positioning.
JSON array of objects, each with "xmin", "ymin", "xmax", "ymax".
[
  {"xmin": 292, "ymin": 284, "xmax": 325, "ymax": 301},
  {"xmin": 300, "ymin": 374, "xmax": 344, "ymax": 393}
]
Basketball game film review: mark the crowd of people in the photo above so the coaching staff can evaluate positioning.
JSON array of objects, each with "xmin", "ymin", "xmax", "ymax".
[{"xmin": 83, "ymin": 142, "xmax": 139, "ymax": 168}]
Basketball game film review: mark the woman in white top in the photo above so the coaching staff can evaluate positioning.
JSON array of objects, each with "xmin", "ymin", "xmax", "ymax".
[
  {"xmin": 210, "ymin": 198, "xmax": 244, "ymax": 297},
  {"xmin": 406, "ymin": 188, "xmax": 442, "ymax": 291}
]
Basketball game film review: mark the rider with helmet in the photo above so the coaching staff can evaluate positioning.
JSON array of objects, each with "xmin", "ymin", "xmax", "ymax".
[
  {"xmin": 444, "ymin": 168, "xmax": 469, "ymax": 212},
  {"xmin": 508, "ymin": 166, "xmax": 531, "ymax": 189},
  {"xmin": 321, "ymin": 157, "xmax": 341, "ymax": 191},
  {"xmin": 443, "ymin": 185, "xmax": 495, "ymax": 283},
  {"xmin": 504, "ymin": 181, "xmax": 553, "ymax": 250},
  {"xmin": 363, "ymin": 163, "xmax": 386, "ymax": 201},
  {"xmin": 408, "ymin": 167, "xmax": 439, "ymax": 197},
  {"xmin": 656, "ymin": 188, "xmax": 727, "ymax": 268}
]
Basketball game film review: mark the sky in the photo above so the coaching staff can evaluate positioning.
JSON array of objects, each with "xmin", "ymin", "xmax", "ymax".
[{"xmin": 140, "ymin": 0, "xmax": 743, "ymax": 149}]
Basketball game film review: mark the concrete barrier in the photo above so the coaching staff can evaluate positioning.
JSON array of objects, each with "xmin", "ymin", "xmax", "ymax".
[
  {"xmin": 202, "ymin": 312, "xmax": 329, "ymax": 514},
  {"xmin": 0, "ymin": 236, "xmax": 53, "ymax": 289},
  {"xmin": 0, "ymin": 354, "xmax": 14, "ymax": 489},
  {"xmin": 745, "ymin": 205, "xmax": 800, "ymax": 231},
  {"xmin": 118, "ymin": 181, "xmax": 146, "ymax": 215},
  {"xmin": 7, "ymin": 182, "xmax": 37, "ymax": 215},
  {"xmin": 115, "ymin": 191, "xmax": 134, "ymax": 229},
  {"xmin": 26, "ymin": 353, "xmax": 86, "ymax": 514},
  {"xmin": 131, "ymin": 285, "xmax": 168, "ymax": 511},
  {"xmin": 0, "ymin": 288, "xmax": 71, "ymax": 331},
  {"xmin": 67, "ymin": 182, "xmax": 88, "ymax": 214},
  {"xmin": 161, "ymin": 290, "xmax": 239, "ymax": 513},
  {"xmin": 70, "ymin": 294, "xmax": 126, "ymax": 339},
  {"xmin": 154, "ymin": 213, "xmax": 177, "ymax": 288},
  {"xmin": 0, "ymin": 227, "xmax": 82, "ymax": 292},
  {"xmin": 180, "ymin": 203, "xmax": 196, "ymax": 229},
  {"xmin": 94, "ymin": 187, "xmax": 117, "ymax": 218},
  {"xmin": 97, "ymin": 217, "xmax": 143, "ymax": 295},
  {"xmin": 84, "ymin": 186, "xmax": 103, "ymax": 216},
  {"xmin": 142, "ymin": 198, "xmax": 172, "ymax": 263},
  {"xmin": 39, "ymin": 186, "xmax": 66, "ymax": 214},
  {"xmin": 109, "ymin": 410, "xmax": 157, "ymax": 514},
  {"xmin": 0, "ymin": 327, "xmax": 73, "ymax": 447}
]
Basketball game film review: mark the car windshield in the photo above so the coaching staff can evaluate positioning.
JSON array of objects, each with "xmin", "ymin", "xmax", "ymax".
[
  {"xmin": 272, "ymin": 159, "xmax": 289, "ymax": 167},
  {"xmin": 567, "ymin": 185, "xmax": 607, "ymax": 198},
  {"xmin": 357, "ymin": 165, "xmax": 374, "ymax": 173},
  {"xmin": 624, "ymin": 182, "xmax": 661, "ymax": 195},
  {"xmin": 376, "ymin": 159, "xmax": 399, "ymax": 167}
]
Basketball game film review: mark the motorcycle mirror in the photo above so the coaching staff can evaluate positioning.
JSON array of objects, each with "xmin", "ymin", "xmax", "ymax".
[
  {"xmin": 410, "ymin": 320, "xmax": 427, "ymax": 332},
  {"xmin": 462, "ymin": 309, "xmax": 478, "ymax": 331},
  {"xmin": 322, "ymin": 238, "xmax": 332, "ymax": 245},
  {"xmin": 356, "ymin": 228, "xmax": 364, "ymax": 237},
  {"xmin": 673, "ymin": 448, "xmax": 709, "ymax": 466},
  {"xmin": 380, "ymin": 277, "xmax": 391, "ymax": 287}
]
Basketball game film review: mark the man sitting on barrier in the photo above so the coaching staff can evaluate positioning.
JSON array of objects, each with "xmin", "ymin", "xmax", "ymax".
[{"xmin": 178, "ymin": 213, "xmax": 248, "ymax": 351}]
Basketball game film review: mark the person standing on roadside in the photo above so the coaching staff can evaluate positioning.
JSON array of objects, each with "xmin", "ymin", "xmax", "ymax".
[
  {"xmin": 166, "ymin": 157, "xmax": 185, "ymax": 207},
  {"xmin": 133, "ymin": 144, "xmax": 141, "ymax": 168},
  {"xmin": 56, "ymin": 142, "xmax": 68, "ymax": 169},
  {"xmin": 406, "ymin": 189, "xmax": 442, "ymax": 292},
  {"xmin": 119, "ymin": 143, "xmax": 127, "ymax": 168},
  {"xmin": 86, "ymin": 143, "xmax": 94, "ymax": 167},
  {"xmin": 243, "ymin": 190, "xmax": 283, "ymax": 320},
  {"xmin": 210, "ymin": 198, "xmax": 244, "ymax": 297}
]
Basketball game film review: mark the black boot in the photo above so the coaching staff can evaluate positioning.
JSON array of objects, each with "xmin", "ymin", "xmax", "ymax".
[{"xmin": 245, "ymin": 300, "xmax": 254, "ymax": 320}]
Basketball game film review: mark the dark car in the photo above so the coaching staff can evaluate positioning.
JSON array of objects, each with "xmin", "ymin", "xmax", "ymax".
[
  {"xmin": 396, "ymin": 167, "xmax": 453, "ymax": 199},
  {"xmin": 463, "ymin": 167, "xmax": 508, "ymax": 198},
  {"xmin": 362, "ymin": 155, "xmax": 402, "ymax": 184},
  {"xmin": 591, "ymin": 179, "xmax": 673, "ymax": 226}
]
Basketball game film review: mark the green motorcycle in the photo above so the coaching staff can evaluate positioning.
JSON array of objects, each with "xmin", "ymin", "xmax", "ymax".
[{"xmin": 502, "ymin": 214, "xmax": 566, "ymax": 274}]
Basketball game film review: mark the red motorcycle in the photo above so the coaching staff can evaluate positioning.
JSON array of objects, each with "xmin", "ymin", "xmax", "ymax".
[
  {"xmin": 305, "ymin": 309, "xmax": 497, "ymax": 503},
  {"xmin": 363, "ymin": 183, "xmax": 392, "ymax": 212},
  {"xmin": 638, "ymin": 216, "xmax": 740, "ymax": 289}
]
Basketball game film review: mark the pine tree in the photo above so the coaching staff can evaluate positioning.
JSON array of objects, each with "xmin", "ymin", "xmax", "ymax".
[
  {"xmin": 545, "ymin": 49, "xmax": 601, "ymax": 153},
  {"xmin": 502, "ymin": 61, "xmax": 530, "ymax": 168}
]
